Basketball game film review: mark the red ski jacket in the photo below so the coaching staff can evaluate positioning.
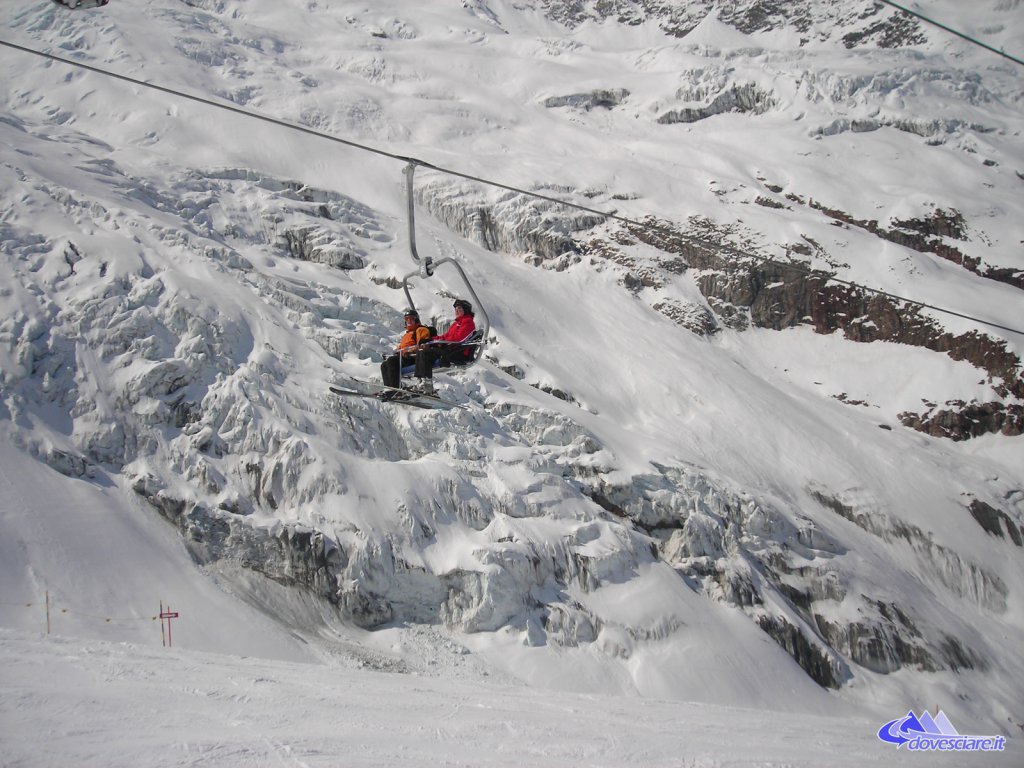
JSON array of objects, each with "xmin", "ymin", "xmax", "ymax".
[{"xmin": 437, "ymin": 315, "xmax": 476, "ymax": 344}]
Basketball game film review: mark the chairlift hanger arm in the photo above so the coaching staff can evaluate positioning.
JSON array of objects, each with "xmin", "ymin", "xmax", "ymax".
[
  {"xmin": 404, "ymin": 162, "xmax": 432, "ymax": 277},
  {"xmin": 401, "ymin": 162, "xmax": 490, "ymax": 347}
]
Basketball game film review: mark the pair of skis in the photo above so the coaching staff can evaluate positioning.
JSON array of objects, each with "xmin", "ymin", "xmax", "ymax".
[{"xmin": 329, "ymin": 379, "xmax": 464, "ymax": 411}]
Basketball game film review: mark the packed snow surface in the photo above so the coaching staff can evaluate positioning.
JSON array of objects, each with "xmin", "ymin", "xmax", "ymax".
[{"xmin": 5, "ymin": 627, "xmax": 1016, "ymax": 768}]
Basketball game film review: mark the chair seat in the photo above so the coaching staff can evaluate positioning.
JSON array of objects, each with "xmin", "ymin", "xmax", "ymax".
[{"xmin": 400, "ymin": 330, "xmax": 484, "ymax": 377}]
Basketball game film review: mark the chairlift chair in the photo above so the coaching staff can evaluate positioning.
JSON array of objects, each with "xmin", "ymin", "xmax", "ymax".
[{"xmin": 396, "ymin": 162, "xmax": 490, "ymax": 381}]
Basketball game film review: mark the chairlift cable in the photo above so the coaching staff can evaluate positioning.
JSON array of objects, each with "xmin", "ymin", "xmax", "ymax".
[
  {"xmin": 874, "ymin": 0, "xmax": 1024, "ymax": 68},
  {"xmin": 0, "ymin": 38, "xmax": 417, "ymax": 166},
  {"xmin": 1, "ymin": 37, "xmax": 1022, "ymax": 337}
]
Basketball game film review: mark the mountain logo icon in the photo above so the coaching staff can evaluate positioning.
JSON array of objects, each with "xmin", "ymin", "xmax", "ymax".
[
  {"xmin": 877, "ymin": 710, "xmax": 1006, "ymax": 752},
  {"xmin": 878, "ymin": 710, "xmax": 959, "ymax": 745}
]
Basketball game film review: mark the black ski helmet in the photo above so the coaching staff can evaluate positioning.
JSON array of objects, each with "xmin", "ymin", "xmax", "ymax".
[
  {"xmin": 453, "ymin": 299, "xmax": 474, "ymax": 316},
  {"xmin": 402, "ymin": 308, "xmax": 419, "ymax": 321}
]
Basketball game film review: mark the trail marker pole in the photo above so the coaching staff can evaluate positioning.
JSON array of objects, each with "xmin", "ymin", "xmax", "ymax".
[
  {"xmin": 159, "ymin": 601, "xmax": 179, "ymax": 647},
  {"xmin": 45, "ymin": 590, "xmax": 51, "ymax": 634}
]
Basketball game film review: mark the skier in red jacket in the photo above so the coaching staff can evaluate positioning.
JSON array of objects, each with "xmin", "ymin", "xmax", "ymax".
[{"xmin": 413, "ymin": 299, "xmax": 477, "ymax": 393}]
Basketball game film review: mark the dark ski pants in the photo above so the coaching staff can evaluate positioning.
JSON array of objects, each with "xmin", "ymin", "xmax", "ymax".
[
  {"xmin": 414, "ymin": 346, "xmax": 468, "ymax": 379},
  {"xmin": 381, "ymin": 352, "xmax": 417, "ymax": 389}
]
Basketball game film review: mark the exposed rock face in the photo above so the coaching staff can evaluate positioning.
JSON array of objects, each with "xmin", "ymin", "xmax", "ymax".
[
  {"xmin": 543, "ymin": 88, "xmax": 630, "ymax": 111},
  {"xmin": 652, "ymin": 299, "xmax": 720, "ymax": 336},
  {"xmin": 534, "ymin": 0, "xmax": 923, "ymax": 47},
  {"xmin": 811, "ymin": 489, "xmax": 1009, "ymax": 613},
  {"xmin": 658, "ymin": 83, "xmax": 776, "ymax": 124},
  {"xmin": 620, "ymin": 216, "xmax": 1024, "ymax": 428},
  {"xmin": 129, "ymin": 473, "xmax": 396, "ymax": 627},
  {"xmin": 969, "ymin": 499, "xmax": 1024, "ymax": 546},
  {"xmin": 840, "ymin": 10, "xmax": 927, "ymax": 48},
  {"xmin": 899, "ymin": 401, "xmax": 1024, "ymax": 440},
  {"xmin": 803, "ymin": 202, "xmax": 1024, "ymax": 290},
  {"xmin": 582, "ymin": 466, "xmax": 1005, "ymax": 686},
  {"xmin": 536, "ymin": 0, "xmax": 707, "ymax": 36},
  {"xmin": 416, "ymin": 181, "xmax": 604, "ymax": 267},
  {"xmin": 281, "ymin": 225, "xmax": 366, "ymax": 269},
  {"xmin": 197, "ymin": 170, "xmax": 389, "ymax": 270}
]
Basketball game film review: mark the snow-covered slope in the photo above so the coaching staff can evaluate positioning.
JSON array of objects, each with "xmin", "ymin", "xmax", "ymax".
[
  {"xmin": 2, "ymin": 0, "xmax": 1023, "ymax": 756},
  {"xmin": 4, "ymin": 626, "xmax": 1010, "ymax": 768}
]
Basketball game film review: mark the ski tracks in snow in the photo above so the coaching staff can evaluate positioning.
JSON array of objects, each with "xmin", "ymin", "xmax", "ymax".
[{"xmin": 2, "ymin": 628, "xmax": 1008, "ymax": 767}]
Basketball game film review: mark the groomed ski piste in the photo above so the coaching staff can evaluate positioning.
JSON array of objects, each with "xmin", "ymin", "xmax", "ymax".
[{"xmin": 2, "ymin": 1, "xmax": 1023, "ymax": 766}]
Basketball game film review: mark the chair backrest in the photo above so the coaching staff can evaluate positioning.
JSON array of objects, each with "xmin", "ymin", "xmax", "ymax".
[{"xmin": 459, "ymin": 329, "xmax": 484, "ymax": 363}]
